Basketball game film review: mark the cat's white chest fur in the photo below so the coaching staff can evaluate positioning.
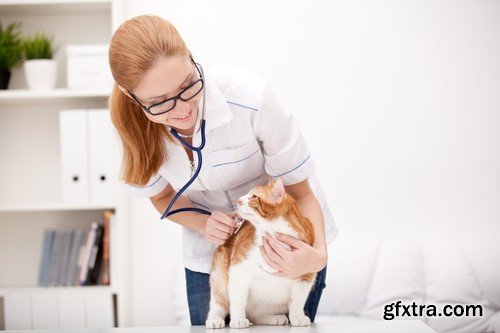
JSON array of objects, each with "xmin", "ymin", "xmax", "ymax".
[
  {"xmin": 251, "ymin": 221, "xmax": 292, "ymax": 273},
  {"xmin": 245, "ymin": 247, "xmax": 296, "ymax": 306}
]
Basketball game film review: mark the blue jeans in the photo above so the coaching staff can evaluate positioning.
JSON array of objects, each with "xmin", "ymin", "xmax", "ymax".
[{"xmin": 185, "ymin": 266, "xmax": 327, "ymax": 326}]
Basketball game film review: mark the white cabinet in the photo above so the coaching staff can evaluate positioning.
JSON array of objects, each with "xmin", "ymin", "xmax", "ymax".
[{"xmin": 0, "ymin": 0, "xmax": 129, "ymax": 329}]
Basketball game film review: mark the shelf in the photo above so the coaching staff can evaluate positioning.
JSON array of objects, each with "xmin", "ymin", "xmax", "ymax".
[
  {"xmin": 0, "ymin": 88, "xmax": 111, "ymax": 106},
  {"xmin": 0, "ymin": 88, "xmax": 110, "ymax": 103},
  {"xmin": 0, "ymin": 202, "xmax": 116, "ymax": 213},
  {"xmin": 0, "ymin": 285, "xmax": 113, "ymax": 296},
  {"xmin": 0, "ymin": 0, "xmax": 112, "ymax": 15}
]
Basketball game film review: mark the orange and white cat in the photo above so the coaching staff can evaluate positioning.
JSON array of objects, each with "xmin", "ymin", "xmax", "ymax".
[{"xmin": 206, "ymin": 177, "xmax": 316, "ymax": 329}]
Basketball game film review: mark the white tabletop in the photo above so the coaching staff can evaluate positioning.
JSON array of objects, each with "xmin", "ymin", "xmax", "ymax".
[{"xmin": 3, "ymin": 321, "xmax": 437, "ymax": 333}]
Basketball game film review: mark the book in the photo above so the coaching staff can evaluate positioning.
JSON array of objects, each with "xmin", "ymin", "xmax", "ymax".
[
  {"xmin": 38, "ymin": 229, "xmax": 55, "ymax": 286},
  {"xmin": 109, "ymin": 212, "xmax": 117, "ymax": 289},
  {"xmin": 66, "ymin": 229, "xmax": 85, "ymax": 286},
  {"xmin": 79, "ymin": 223, "xmax": 97, "ymax": 286},
  {"xmin": 47, "ymin": 230, "xmax": 63, "ymax": 286},
  {"xmin": 100, "ymin": 211, "xmax": 111, "ymax": 285},
  {"xmin": 57, "ymin": 230, "xmax": 73, "ymax": 285},
  {"xmin": 86, "ymin": 224, "xmax": 104, "ymax": 285}
]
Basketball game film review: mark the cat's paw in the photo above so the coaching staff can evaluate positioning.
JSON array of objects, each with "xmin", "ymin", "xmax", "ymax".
[
  {"xmin": 229, "ymin": 317, "xmax": 250, "ymax": 329},
  {"xmin": 255, "ymin": 314, "xmax": 289, "ymax": 326},
  {"xmin": 289, "ymin": 314, "xmax": 311, "ymax": 327},
  {"xmin": 206, "ymin": 316, "xmax": 225, "ymax": 329}
]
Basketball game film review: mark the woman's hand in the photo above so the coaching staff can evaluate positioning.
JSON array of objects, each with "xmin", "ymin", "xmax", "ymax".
[
  {"xmin": 259, "ymin": 232, "xmax": 327, "ymax": 278},
  {"xmin": 204, "ymin": 211, "xmax": 236, "ymax": 246}
]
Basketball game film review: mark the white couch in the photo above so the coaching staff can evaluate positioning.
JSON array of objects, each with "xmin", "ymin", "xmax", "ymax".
[
  {"xmin": 171, "ymin": 230, "xmax": 499, "ymax": 332},
  {"xmin": 316, "ymin": 231, "xmax": 500, "ymax": 333}
]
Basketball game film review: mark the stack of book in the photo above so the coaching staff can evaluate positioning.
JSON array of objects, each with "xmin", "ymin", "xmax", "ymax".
[{"xmin": 38, "ymin": 211, "xmax": 112, "ymax": 287}]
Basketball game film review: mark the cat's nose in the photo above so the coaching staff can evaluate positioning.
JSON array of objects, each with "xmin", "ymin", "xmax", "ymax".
[{"xmin": 237, "ymin": 198, "xmax": 243, "ymax": 205}]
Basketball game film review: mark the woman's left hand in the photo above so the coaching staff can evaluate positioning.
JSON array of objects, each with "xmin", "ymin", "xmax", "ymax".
[{"xmin": 259, "ymin": 232, "xmax": 327, "ymax": 278}]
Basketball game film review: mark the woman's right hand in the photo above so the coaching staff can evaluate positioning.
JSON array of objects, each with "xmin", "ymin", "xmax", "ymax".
[{"xmin": 204, "ymin": 211, "xmax": 236, "ymax": 246}]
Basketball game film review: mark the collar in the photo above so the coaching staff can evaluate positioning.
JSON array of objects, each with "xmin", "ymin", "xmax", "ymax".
[
  {"xmin": 202, "ymin": 64, "xmax": 233, "ymax": 132},
  {"xmin": 163, "ymin": 64, "xmax": 232, "ymax": 143}
]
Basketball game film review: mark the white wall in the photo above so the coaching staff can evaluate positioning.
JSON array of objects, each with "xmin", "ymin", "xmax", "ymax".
[{"xmin": 120, "ymin": 0, "xmax": 500, "ymax": 326}]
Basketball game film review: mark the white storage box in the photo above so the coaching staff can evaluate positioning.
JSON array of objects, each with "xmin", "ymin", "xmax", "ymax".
[{"xmin": 66, "ymin": 44, "xmax": 113, "ymax": 90}]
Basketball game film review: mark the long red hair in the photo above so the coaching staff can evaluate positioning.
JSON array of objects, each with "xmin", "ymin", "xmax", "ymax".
[{"xmin": 108, "ymin": 15, "xmax": 189, "ymax": 186}]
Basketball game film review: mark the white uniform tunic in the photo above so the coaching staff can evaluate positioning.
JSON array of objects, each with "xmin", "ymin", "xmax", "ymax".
[{"xmin": 126, "ymin": 63, "xmax": 339, "ymax": 273}]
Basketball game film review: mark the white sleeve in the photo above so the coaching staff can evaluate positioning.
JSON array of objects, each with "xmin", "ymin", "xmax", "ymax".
[
  {"xmin": 253, "ymin": 84, "xmax": 315, "ymax": 185},
  {"xmin": 125, "ymin": 174, "xmax": 169, "ymax": 198}
]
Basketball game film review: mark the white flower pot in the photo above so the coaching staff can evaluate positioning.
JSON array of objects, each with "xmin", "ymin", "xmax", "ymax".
[{"xmin": 24, "ymin": 59, "xmax": 57, "ymax": 90}]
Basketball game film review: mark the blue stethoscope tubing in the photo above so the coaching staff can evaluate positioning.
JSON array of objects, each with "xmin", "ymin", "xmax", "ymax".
[
  {"xmin": 160, "ymin": 60, "xmax": 212, "ymax": 220},
  {"xmin": 160, "ymin": 119, "xmax": 211, "ymax": 219},
  {"xmin": 161, "ymin": 119, "xmax": 245, "ymax": 233}
]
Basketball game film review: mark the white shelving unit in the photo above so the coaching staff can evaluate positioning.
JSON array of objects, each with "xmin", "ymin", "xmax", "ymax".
[{"xmin": 0, "ymin": 0, "xmax": 129, "ymax": 330}]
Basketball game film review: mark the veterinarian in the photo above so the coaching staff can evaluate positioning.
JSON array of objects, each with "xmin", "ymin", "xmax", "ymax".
[{"xmin": 108, "ymin": 15, "xmax": 338, "ymax": 325}]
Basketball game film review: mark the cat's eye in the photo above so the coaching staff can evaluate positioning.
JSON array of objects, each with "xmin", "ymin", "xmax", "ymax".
[{"xmin": 250, "ymin": 194, "xmax": 257, "ymax": 199}]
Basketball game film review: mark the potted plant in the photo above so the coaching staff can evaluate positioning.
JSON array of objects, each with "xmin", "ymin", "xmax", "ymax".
[
  {"xmin": 23, "ymin": 32, "xmax": 58, "ymax": 90},
  {"xmin": 0, "ymin": 21, "xmax": 23, "ymax": 90}
]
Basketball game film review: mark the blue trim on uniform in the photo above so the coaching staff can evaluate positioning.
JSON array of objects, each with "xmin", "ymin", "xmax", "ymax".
[
  {"xmin": 271, "ymin": 155, "xmax": 311, "ymax": 178},
  {"xmin": 212, "ymin": 149, "xmax": 260, "ymax": 168},
  {"xmin": 227, "ymin": 101, "xmax": 258, "ymax": 112},
  {"xmin": 129, "ymin": 175, "xmax": 163, "ymax": 188}
]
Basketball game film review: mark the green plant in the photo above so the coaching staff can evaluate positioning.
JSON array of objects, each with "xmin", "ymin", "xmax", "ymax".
[
  {"xmin": 0, "ymin": 21, "xmax": 23, "ymax": 70},
  {"xmin": 23, "ymin": 33, "xmax": 56, "ymax": 60}
]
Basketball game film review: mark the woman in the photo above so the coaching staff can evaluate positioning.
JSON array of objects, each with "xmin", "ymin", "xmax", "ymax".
[{"xmin": 108, "ymin": 14, "xmax": 338, "ymax": 325}]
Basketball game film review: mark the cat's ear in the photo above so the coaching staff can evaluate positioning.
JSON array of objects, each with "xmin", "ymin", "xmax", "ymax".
[{"xmin": 271, "ymin": 177, "xmax": 285, "ymax": 204}]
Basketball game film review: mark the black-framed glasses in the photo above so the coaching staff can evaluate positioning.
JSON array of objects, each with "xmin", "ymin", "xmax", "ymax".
[{"xmin": 128, "ymin": 56, "xmax": 204, "ymax": 116}]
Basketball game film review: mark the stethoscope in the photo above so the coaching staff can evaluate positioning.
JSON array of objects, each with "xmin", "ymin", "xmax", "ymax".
[
  {"xmin": 159, "ymin": 63, "xmax": 245, "ymax": 232},
  {"xmin": 160, "ymin": 118, "xmax": 211, "ymax": 219},
  {"xmin": 160, "ymin": 62, "xmax": 211, "ymax": 220}
]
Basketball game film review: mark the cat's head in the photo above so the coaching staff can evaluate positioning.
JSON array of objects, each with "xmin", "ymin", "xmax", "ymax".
[{"xmin": 236, "ymin": 177, "xmax": 289, "ymax": 226}]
